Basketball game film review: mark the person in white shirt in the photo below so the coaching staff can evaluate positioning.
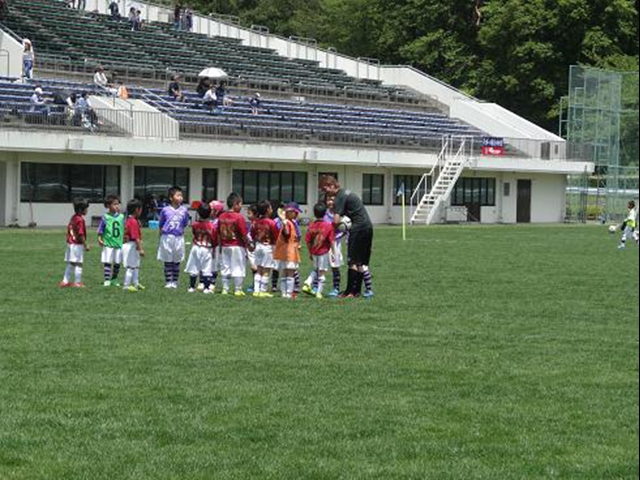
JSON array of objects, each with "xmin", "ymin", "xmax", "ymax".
[
  {"xmin": 202, "ymin": 86, "xmax": 217, "ymax": 112},
  {"xmin": 22, "ymin": 39, "xmax": 35, "ymax": 80},
  {"xmin": 618, "ymin": 200, "xmax": 639, "ymax": 249},
  {"xmin": 93, "ymin": 66, "xmax": 109, "ymax": 88},
  {"xmin": 30, "ymin": 86, "xmax": 50, "ymax": 115}
]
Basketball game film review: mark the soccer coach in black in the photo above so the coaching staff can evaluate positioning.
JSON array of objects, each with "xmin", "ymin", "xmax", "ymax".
[{"xmin": 321, "ymin": 175, "xmax": 374, "ymax": 298}]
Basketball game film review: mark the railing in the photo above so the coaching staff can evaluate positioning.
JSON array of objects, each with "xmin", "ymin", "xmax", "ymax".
[{"xmin": 409, "ymin": 138, "xmax": 449, "ymax": 220}]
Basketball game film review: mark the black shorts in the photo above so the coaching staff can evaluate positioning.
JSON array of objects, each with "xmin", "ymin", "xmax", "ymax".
[{"xmin": 347, "ymin": 227, "xmax": 373, "ymax": 266}]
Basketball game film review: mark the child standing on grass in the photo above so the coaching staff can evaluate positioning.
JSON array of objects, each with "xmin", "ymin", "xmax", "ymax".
[
  {"xmin": 274, "ymin": 202, "xmax": 302, "ymax": 299},
  {"xmin": 157, "ymin": 186, "xmax": 190, "ymax": 289},
  {"xmin": 122, "ymin": 199, "xmax": 145, "ymax": 292},
  {"xmin": 217, "ymin": 193, "xmax": 250, "ymax": 296},
  {"xmin": 185, "ymin": 204, "xmax": 217, "ymax": 294},
  {"xmin": 303, "ymin": 203, "xmax": 335, "ymax": 299},
  {"xmin": 98, "ymin": 195, "xmax": 124, "ymax": 287},
  {"xmin": 325, "ymin": 195, "xmax": 345, "ymax": 297},
  {"xmin": 618, "ymin": 200, "xmax": 639, "ymax": 250},
  {"xmin": 60, "ymin": 198, "xmax": 90, "ymax": 288},
  {"xmin": 250, "ymin": 200, "xmax": 279, "ymax": 297},
  {"xmin": 246, "ymin": 204, "xmax": 259, "ymax": 293}
]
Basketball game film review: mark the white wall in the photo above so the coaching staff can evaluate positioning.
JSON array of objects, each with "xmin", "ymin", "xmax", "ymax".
[
  {"xmin": 1, "ymin": 149, "xmax": 571, "ymax": 227},
  {"xmin": 0, "ymin": 29, "xmax": 23, "ymax": 78}
]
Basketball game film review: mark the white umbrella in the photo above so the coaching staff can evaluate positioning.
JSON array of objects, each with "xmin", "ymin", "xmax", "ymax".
[{"xmin": 198, "ymin": 67, "xmax": 228, "ymax": 79}]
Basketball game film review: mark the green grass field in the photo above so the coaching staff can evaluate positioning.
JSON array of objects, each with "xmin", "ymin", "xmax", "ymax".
[{"xmin": 0, "ymin": 225, "xmax": 638, "ymax": 479}]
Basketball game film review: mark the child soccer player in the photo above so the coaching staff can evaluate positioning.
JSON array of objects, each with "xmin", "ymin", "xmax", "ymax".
[
  {"xmin": 122, "ymin": 199, "xmax": 145, "ymax": 292},
  {"xmin": 217, "ymin": 193, "xmax": 250, "ymax": 296},
  {"xmin": 185, "ymin": 203, "xmax": 217, "ymax": 294},
  {"xmin": 246, "ymin": 204, "xmax": 259, "ymax": 292},
  {"xmin": 274, "ymin": 202, "xmax": 302, "ymax": 299},
  {"xmin": 324, "ymin": 195, "xmax": 345, "ymax": 297},
  {"xmin": 60, "ymin": 198, "xmax": 90, "ymax": 288},
  {"xmin": 157, "ymin": 186, "xmax": 190, "ymax": 289},
  {"xmin": 250, "ymin": 200, "xmax": 279, "ymax": 297},
  {"xmin": 303, "ymin": 202, "xmax": 335, "ymax": 299},
  {"xmin": 618, "ymin": 200, "xmax": 639, "ymax": 249},
  {"xmin": 98, "ymin": 195, "xmax": 124, "ymax": 287}
]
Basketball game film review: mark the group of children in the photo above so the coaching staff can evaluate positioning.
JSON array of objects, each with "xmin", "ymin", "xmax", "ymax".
[{"xmin": 61, "ymin": 186, "xmax": 362, "ymax": 299}]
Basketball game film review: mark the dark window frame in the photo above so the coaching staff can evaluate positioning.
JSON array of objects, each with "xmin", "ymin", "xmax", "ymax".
[
  {"xmin": 134, "ymin": 166, "xmax": 190, "ymax": 203},
  {"xmin": 20, "ymin": 162, "xmax": 121, "ymax": 203},
  {"xmin": 451, "ymin": 177, "xmax": 496, "ymax": 207},
  {"xmin": 202, "ymin": 168, "xmax": 218, "ymax": 202},
  {"xmin": 232, "ymin": 170, "xmax": 308, "ymax": 205},
  {"xmin": 393, "ymin": 174, "xmax": 431, "ymax": 206},
  {"xmin": 362, "ymin": 173, "xmax": 385, "ymax": 206}
]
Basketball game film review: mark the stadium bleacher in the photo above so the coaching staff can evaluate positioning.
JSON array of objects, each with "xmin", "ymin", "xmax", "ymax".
[
  {"xmin": 0, "ymin": 76, "xmax": 486, "ymax": 149},
  {"xmin": 2, "ymin": 0, "xmax": 418, "ymax": 102}
]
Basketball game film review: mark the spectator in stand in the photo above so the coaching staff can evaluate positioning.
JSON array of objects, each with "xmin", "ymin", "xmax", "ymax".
[
  {"xmin": 216, "ymin": 82, "xmax": 233, "ymax": 108},
  {"xmin": 131, "ymin": 10, "xmax": 143, "ymax": 31},
  {"xmin": 184, "ymin": 7, "xmax": 193, "ymax": 31},
  {"xmin": 22, "ymin": 39, "xmax": 35, "ymax": 80},
  {"xmin": 168, "ymin": 75, "xmax": 186, "ymax": 102},
  {"xmin": 30, "ymin": 86, "xmax": 51, "ymax": 116},
  {"xmin": 249, "ymin": 92, "xmax": 262, "ymax": 115},
  {"xmin": 108, "ymin": 1, "xmax": 120, "ymax": 19},
  {"xmin": 173, "ymin": 3, "xmax": 182, "ymax": 30},
  {"xmin": 202, "ymin": 85, "xmax": 218, "ymax": 112},
  {"xmin": 196, "ymin": 77, "xmax": 210, "ymax": 98},
  {"xmin": 117, "ymin": 81, "xmax": 130, "ymax": 100},
  {"xmin": 93, "ymin": 66, "xmax": 110, "ymax": 89},
  {"xmin": 75, "ymin": 92, "xmax": 99, "ymax": 130},
  {"xmin": 0, "ymin": 0, "xmax": 9, "ymax": 22},
  {"xmin": 77, "ymin": 0, "xmax": 86, "ymax": 10}
]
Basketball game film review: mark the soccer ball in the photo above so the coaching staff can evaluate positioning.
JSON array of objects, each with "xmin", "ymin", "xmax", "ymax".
[
  {"xmin": 338, "ymin": 216, "xmax": 352, "ymax": 232},
  {"xmin": 608, "ymin": 225, "xmax": 617, "ymax": 234}
]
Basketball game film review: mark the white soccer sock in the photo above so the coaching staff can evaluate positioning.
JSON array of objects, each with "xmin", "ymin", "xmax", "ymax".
[
  {"xmin": 63, "ymin": 264, "xmax": 73, "ymax": 283},
  {"xmin": 74, "ymin": 265, "xmax": 83, "ymax": 284},
  {"xmin": 260, "ymin": 274, "xmax": 269, "ymax": 293},
  {"xmin": 132, "ymin": 268, "xmax": 139, "ymax": 286},
  {"xmin": 234, "ymin": 277, "xmax": 244, "ymax": 291},
  {"xmin": 305, "ymin": 270, "xmax": 317, "ymax": 286},
  {"xmin": 254, "ymin": 273, "xmax": 262, "ymax": 293},
  {"xmin": 280, "ymin": 276, "xmax": 289, "ymax": 295},
  {"xmin": 286, "ymin": 277, "xmax": 295, "ymax": 296},
  {"xmin": 317, "ymin": 274, "xmax": 326, "ymax": 295},
  {"xmin": 124, "ymin": 268, "xmax": 134, "ymax": 287},
  {"xmin": 222, "ymin": 276, "xmax": 231, "ymax": 291}
]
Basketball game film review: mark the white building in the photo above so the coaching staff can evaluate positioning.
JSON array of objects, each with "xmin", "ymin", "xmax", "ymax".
[{"xmin": 0, "ymin": 0, "xmax": 593, "ymax": 227}]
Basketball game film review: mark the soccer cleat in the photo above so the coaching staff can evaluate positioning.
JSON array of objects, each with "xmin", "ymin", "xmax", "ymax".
[
  {"xmin": 327, "ymin": 289, "xmax": 340, "ymax": 298},
  {"xmin": 165, "ymin": 283, "xmax": 174, "ymax": 289},
  {"xmin": 203, "ymin": 288, "xmax": 214, "ymax": 295},
  {"xmin": 110, "ymin": 279, "xmax": 121, "ymax": 287},
  {"xmin": 71, "ymin": 282, "xmax": 85, "ymax": 288},
  {"xmin": 187, "ymin": 288, "xmax": 196, "ymax": 293},
  {"xmin": 363, "ymin": 290, "xmax": 375, "ymax": 299},
  {"xmin": 59, "ymin": 281, "xmax": 72, "ymax": 288},
  {"xmin": 315, "ymin": 292, "xmax": 323, "ymax": 299},
  {"xmin": 221, "ymin": 289, "xmax": 229, "ymax": 295},
  {"xmin": 234, "ymin": 291, "xmax": 246, "ymax": 297},
  {"xmin": 104, "ymin": 280, "xmax": 112, "ymax": 287},
  {"xmin": 170, "ymin": 282, "xmax": 179, "ymax": 289},
  {"xmin": 123, "ymin": 286, "xmax": 138, "ymax": 292},
  {"xmin": 302, "ymin": 284, "xmax": 314, "ymax": 296},
  {"xmin": 136, "ymin": 284, "xmax": 146, "ymax": 291},
  {"xmin": 617, "ymin": 244, "xmax": 626, "ymax": 250}
]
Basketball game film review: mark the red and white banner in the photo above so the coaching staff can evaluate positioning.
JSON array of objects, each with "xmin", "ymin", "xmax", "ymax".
[{"xmin": 482, "ymin": 137, "xmax": 505, "ymax": 156}]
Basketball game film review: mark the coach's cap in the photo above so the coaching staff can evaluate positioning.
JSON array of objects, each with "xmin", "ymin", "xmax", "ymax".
[{"xmin": 285, "ymin": 202, "xmax": 302, "ymax": 213}]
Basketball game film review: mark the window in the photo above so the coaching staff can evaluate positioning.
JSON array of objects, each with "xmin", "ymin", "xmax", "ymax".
[
  {"xmin": 362, "ymin": 174, "xmax": 384, "ymax": 206},
  {"xmin": 21, "ymin": 163, "xmax": 120, "ymax": 203},
  {"xmin": 202, "ymin": 169, "xmax": 218, "ymax": 202},
  {"xmin": 393, "ymin": 175, "xmax": 431, "ymax": 205},
  {"xmin": 232, "ymin": 170, "xmax": 307, "ymax": 204},
  {"xmin": 451, "ymin": 177, "xmax": 496, "ymax": 206},
  {"xmin": 134, "ymin": 166, "xmax": 189, "ymax": 203}
]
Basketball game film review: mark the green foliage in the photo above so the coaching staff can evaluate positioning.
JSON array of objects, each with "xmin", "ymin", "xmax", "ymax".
[
  {"xmin": 0, "ymin": 226, "xmax": 638, "ymax": 478},
  {"xmin": 188, "ymin": 0, "xmax": 638, "ymax": 130}
]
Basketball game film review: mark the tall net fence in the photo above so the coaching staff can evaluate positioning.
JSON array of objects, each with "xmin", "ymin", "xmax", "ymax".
[{"xmin": 562, "ymin": 66, "xmax": 639, "ymax": 223}]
